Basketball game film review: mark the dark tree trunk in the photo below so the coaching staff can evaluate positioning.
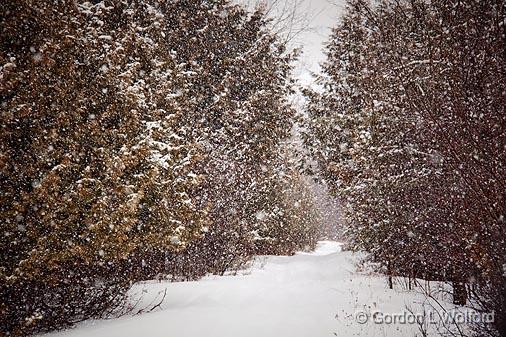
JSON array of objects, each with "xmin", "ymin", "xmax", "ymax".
[
  {"xmin": 453, "ymin": 280, "xmax": 467, "ymax": 305},
  {"xmin": 387, "ymin": 261, "xmax": 393, "ymax": 289}
]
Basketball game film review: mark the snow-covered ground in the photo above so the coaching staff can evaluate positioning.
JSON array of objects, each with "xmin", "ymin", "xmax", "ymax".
[{"xmin": 43, "ymin": 241, "xmax": 464, "ymax": 337}]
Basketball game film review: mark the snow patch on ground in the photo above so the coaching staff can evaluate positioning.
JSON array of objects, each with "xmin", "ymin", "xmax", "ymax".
[{"xmin": 43, "ymin": 241, "xmax": 462, "ymax": 337}]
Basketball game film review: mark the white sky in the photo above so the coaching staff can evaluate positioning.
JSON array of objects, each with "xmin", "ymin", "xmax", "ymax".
[
  {"xmin": 239, "ymin": 0, "xmax": 346, "ymax": 85},
  {"xmin": 286, "ymin": 0, "xmax": 345, "ymax": 85}
]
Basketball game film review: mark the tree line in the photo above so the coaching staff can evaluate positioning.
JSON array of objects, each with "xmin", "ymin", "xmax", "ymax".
[
  {"xmin": 0, "ymin": 0, "xmax": 322, "ymax": 335},
  {"xmin": 303, "ymin": 0, "xmax": 505, "ymax": 336}
]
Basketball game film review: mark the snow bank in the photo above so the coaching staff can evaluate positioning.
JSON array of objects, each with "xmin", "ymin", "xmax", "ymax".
[{"xmin": 43, "ymin": 241, "xmax": 463, "ymax": 337}]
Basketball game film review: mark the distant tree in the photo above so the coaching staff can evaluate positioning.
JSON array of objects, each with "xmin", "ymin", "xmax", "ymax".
[{"xmin": 251, "ymin": 139, "xmax": 321, "ymax": 255}]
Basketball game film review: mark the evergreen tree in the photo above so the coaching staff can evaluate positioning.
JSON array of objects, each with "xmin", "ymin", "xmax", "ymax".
[
  {"xmin": 304, "ymin": 1, "xmax": 505, "ymax": 335},
  {"xmin": 1, "ymin": 0, "xmax": 319, "ymax": 334}
]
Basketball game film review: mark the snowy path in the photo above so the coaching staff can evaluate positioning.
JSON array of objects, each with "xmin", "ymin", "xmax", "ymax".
[{"xmin": 44, "ymin": 241, "xmax": 446, "ymax": 337}]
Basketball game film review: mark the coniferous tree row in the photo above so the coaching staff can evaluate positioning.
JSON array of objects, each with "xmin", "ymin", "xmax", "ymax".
[
  {"xmin": 303, "ymin": 0, "xmax": 505, "ymax": 335},
  {"xmin": 0, "ymin": 1, "xmax": 321, "ymax": 335}
]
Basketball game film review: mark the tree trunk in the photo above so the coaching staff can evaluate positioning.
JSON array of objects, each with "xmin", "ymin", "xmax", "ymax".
[
  {"xmin": 453, "ymin": 280, "xmax": 467, "ymax": 305},
  {"xmin": 387, "ymin": 261, "xmax": 393, "ymax": 289}
]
